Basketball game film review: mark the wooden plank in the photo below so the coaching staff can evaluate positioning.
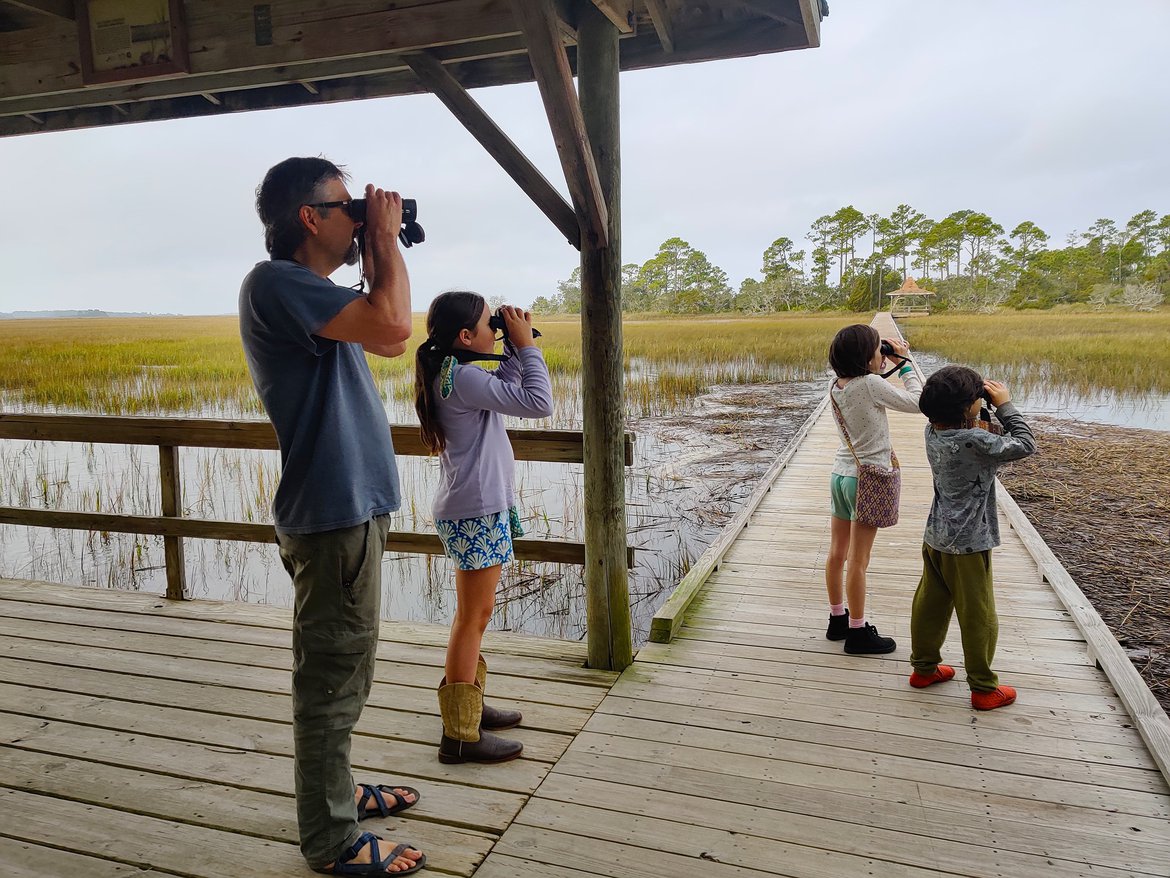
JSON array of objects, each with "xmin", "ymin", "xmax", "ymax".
[
  {"xmin": 573, "ymin": 717, "xmax": 1170, "ymax": 818},
  {"xmin": 0, "ymin": 712, "xmax": 527, "ymax": 830},
  {"xmin": 0, "ymin": 412, "xmax": 634, "ymax": 464},
  {"xmin": 634, "ymin": 640, "xmax": 1117, "ymax": 698},
  {"xmin": 618, "ymin": 655, "xmax": 1127, "ymax": 716},
  {"xmin": 0, "ymin": 626, "xmax": 607, "ymax": 712},
  {"xmin": 591, "ymin": 696, "xmax": 1169, "ymax": 793},
  {"xmin": 521, "ymin": 776, "xmax": 1168, "ymax": 878},
  {"xmin": 0, "ymin": 595, "xmax": 609, "ymax": 687},
  {"xmin": 649, "ymin": 389, "xmax": 831, "ymax": 643},
  {"xmin": 0, "ymin": 654, "xmax": 588, "ymax": 744},
  {"xmin": 0, "ymin": 836, "xmax": 178, "ymax": 878},
  {"xmin": 0, "ymin": 506, "xmax": 634, "ymax": 567},
  {"xmin": 0, "ymin": 787, "xmax": 313, "ymax": 878},
  {"xmin": 0, "ymin": 578, "xmax": 605, "ymax": 666},
  {"xmin": 589, "ymin": 0, "xmax": 633, "ymax": 32},
  {"xmin": 0, "ymin": 748, "xmax": 494, "ymax": 875},
  {"xmin": 606, "ymin": 674, "xmax": 1151, "ymax": 763},
  {"xmin": 559, "ymin": 724, "xmax": 1170, "ymax": 830},
  {"xmin": 0, "ymin": 678, "xmax": 569, "ymax": 765},
  {"xmin": 998, "ymin": 485, "xmax": 1170, "ymax": 785},
  {"xmin": 510, "ymin": 0, "xmax": 609, "ymax": 249},
  {"xmin": 613, "ymin": 661, "xmax": 1137, "ymax": 740},
  {"xmin": 3, "ymin": 0, "xmax": 74, "ymax": 20},
  {"xmin": 405, "ymin": 51, "xmax": 580, "ymax": 247},
  {"xmin": 644, "ymin": 0, "xmax": 675, "ymax": 52}
]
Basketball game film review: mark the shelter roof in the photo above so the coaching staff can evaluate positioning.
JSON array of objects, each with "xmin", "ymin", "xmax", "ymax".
[
  {"xmin": 0, "ymin": 0, "xmax": 823, "ymax": 137},
  {"xmin": 890, "ymin": 276, "xmax": 935, "ymax": 297}
]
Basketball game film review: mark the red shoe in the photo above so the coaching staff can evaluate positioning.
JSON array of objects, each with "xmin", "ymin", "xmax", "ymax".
[
  {"xmin": 971, "ymin": 685, "xmax": 1016, "ymax": 711},
  {"xmin": 909, "ymin": 665, "xmax": 955, "ymax": 689}
]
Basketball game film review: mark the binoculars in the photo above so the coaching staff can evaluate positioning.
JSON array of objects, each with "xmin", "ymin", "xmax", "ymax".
[
  {"xmin": 489, "ymin": 307, "xmax": 542, "ymax": 340},
  {"xmin": 348, "ymin": 198, "xmax": 426, "ymax": 248}
]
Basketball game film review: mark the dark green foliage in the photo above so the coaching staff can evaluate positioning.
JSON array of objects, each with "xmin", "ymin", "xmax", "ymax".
[{"xmin": 534, "ymin": 208, "xmax": 1169, "ymax": 314}]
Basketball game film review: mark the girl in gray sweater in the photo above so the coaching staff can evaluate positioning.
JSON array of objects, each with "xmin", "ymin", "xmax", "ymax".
[
  {"xmin": 415, "ymin": 291, "xmax": 553, "ymax": 764},
  {"xmin": 826, "ymin": 324, "xmax": 923, "ymax": 655}
]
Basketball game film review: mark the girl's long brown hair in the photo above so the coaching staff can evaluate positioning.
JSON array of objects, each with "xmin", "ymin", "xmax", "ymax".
[{"xmin": 415, "ymin": 291, "xmax": 487, "ymax": 453}]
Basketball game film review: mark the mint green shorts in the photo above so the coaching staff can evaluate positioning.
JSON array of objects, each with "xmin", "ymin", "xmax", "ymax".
[{"xmin": 830, "ymin": 474, "xmax": 858, "ymax": 521}]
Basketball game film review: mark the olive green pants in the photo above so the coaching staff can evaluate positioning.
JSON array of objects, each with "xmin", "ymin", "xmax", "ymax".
[
  {"xmin": 277, "ymin": 514, "xmax": 391, "ymax": 869},
  {"xmin": 910, "ymin": 543, "xmax": 1000, "ymax": 693}
]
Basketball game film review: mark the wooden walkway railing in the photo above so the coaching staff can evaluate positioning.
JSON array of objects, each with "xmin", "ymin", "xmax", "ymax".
[{"xmin": 0, "ymin": 413, "xmax": 635, "ymax": 600}]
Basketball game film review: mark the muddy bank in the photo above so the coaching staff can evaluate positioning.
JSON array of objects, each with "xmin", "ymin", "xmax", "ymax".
[{"xmin": 998, "ymin": 418, "xmax": 1170, "ymax": 712}]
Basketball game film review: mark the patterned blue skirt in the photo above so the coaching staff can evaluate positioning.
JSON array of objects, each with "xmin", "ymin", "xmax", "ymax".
[{"xmin": 435, "ymin": 507, "xmax": 525, "ymax": 571}]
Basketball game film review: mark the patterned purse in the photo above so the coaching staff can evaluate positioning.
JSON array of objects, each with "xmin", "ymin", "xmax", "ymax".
[{"xmin": 830, "ymin": 385, "xmax": 902, "ymax": 528}]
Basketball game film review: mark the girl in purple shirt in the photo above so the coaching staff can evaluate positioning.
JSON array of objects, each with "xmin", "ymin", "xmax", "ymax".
[{"xmin": 415, "ymin": 291, "xmax": 553, "ymax": 765}]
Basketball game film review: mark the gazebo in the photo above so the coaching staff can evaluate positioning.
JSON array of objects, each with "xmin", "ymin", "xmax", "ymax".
[
  {"xmin": 888, "ymin": 276, "xmax": 935, "ymax": 317},
  {"xmin": 0, "ymin": 0, "xmax": 826, "ymax": 670}
]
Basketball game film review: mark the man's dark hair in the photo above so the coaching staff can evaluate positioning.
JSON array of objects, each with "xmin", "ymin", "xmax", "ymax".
[
  {"xmin": 919, "ymin": 364, "xmax": 985, "ymax": 426},
  {"xmin": 255, "ymin": 157, "xmax": 348, "ymax": 260},
  {"xmin": 828, "ymin": 324, "xmax": 880, "ymax": 378}
]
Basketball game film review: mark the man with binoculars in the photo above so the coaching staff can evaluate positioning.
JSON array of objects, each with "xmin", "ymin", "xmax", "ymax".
[{"xmin": 239, "ymin": 157, "xmax": 427, "ymax": 875}]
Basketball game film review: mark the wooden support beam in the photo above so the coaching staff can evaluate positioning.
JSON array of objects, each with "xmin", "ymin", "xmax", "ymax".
[
  {"xmin": 405, "ymin": 52, "xmax": 579, "ymax": 248},
  {"xmin": 589, "ymin": 0, "xmax": 633, "ymax": 34},
  {"xmin": 299, "ymin": 81, "xmax": 320, "ymax": 95},
  {"xmin": 158, "ymin": 446, "xmax": 186, "ymax": 601},
  {"xmin": 644, "ymin": 0, "xmax": 675, "ymax": 52},
  {"xmin": 3, "ymin": 0, "xmax": 74, "ymax": 20},
  {"xmin": 510, "ymin": 0, "xmax": 608, "ymax": 249},
  {"xmin": 200, "ymin": 93, "xmax": 222, "ymax": 106},
  {"xmin": 577, "ymin": 2, "xmax": 631, "ymax": 671}
]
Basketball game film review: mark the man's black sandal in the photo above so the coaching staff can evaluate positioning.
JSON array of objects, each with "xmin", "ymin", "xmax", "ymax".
[{"xmin": 357, "ymin": 783, "xmax": 420, "ymax": 819}]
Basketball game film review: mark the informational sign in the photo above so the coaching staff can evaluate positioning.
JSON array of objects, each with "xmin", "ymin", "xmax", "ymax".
[{"xmin": 78, "ymin": 0, "xmax": 189, "ymax": 85}]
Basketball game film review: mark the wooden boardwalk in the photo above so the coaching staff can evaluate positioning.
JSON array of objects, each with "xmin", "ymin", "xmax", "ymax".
[
  {"xmin": 4, "ymin": 328, "xmax": 1170, "ymax": 876},
  {"xmin": 474, "ymin": 333, "xmax": 1170, "ymax": 875},
  {"xmin": 0, "ymin": 579, "xmax": 617, "ymax": 876}
]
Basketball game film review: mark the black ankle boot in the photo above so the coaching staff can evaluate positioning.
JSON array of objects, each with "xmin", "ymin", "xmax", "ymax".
[
  {"xmin": 826, "ymin": 610, "xmax": 850, "ymax": 641},
  {"xmin": 844, "ymin": 622, "xmax": 897, "ymax": 655}
]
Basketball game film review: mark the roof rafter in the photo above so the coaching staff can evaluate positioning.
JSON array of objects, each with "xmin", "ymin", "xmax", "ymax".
[
  {"xmin": 510, "ymin": 0, "xmax": 609, "ymax": 249},
  {"xmin": 405, "ymin": 51, "xmax": 580, "ymax": 248}
]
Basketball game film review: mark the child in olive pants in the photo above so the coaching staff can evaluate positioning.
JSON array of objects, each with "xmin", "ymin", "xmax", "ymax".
[{"xmin": 910, "ymin": 366, "xmax": 1036, "ymax": 711}]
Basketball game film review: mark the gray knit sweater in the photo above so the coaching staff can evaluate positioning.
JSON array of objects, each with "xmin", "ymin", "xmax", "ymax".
[{"xmin": 923, "ymin": 402, "xmax": 1037, "ymax": 554}]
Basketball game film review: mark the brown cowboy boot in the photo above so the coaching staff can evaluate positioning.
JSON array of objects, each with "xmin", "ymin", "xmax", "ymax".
[
  {"xmin": 437, "ymin": 679, "xmax": 523, "ymax": 765},
  {"xmin": 477, "ymin": 655, "xmax": 522, "ymax": 730}
]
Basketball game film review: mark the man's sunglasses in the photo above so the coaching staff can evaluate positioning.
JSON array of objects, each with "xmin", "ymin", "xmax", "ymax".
[
  {"xmin": 304, "ymin": 198, "xmax": 418, "ymax": 225},
  {"xmin": 305, "ymin": 199, "xmax": 363, "ymax": 221}
]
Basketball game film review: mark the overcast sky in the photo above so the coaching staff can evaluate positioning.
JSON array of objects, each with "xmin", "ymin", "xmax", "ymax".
[{"xmin": 1, "ymin": 0, "xmax": 1167, "ymax": 315}]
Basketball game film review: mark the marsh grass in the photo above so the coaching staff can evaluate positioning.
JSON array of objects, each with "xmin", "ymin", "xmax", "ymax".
[
  {"xmin": 901, "ymin": 308, "xmax": 1170, "ymax": 396},
  {"xmin": 0, "ymin": 313, "xmax": 858, "ymax": 417}
]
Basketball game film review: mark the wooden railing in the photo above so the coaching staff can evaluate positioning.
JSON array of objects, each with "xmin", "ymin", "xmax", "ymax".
[{"xmin": 0, "ymin": 413, "xmax": 635, "ymax": 600}]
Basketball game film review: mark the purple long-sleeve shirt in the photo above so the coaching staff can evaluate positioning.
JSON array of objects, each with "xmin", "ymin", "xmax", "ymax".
[{"xmin": 431, "ymin": 345, "xmax": 554, "ymax": 521}]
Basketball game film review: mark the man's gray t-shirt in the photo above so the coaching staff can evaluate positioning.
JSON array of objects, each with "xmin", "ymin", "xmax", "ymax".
[{"xmin": 239, "ymin": 259, "xmax": 401, "ymax": 535}]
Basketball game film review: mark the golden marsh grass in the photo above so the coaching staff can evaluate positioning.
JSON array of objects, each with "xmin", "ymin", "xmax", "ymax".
[{"xmin": 900, "ymin": 309, "xmax": 1170, "ymax": 395}]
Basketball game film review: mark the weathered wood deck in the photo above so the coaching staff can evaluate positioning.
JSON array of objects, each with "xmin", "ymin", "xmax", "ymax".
[
  {"xmin": 4, "ymin": 318, "xmax": 1170, "ymax": 876},
  {"xmin": 0, "ymin": 580, "xmax": 617, "ymax": 876},
  {"xmin": 472, "ymin": 317, "xmax": 1170, "ymax": 875}
]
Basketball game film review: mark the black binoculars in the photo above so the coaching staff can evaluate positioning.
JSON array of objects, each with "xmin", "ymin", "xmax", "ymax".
[
  {"xmin": 348, "ymin": 198, "xmax": 426, "ymax": 248},
  {"xmin": 880, "ymin": 340, "xmax": 907, "ymax": 359},
  {"xmin": 488, "ymin": 307, "xmax": 542, "ymax": 341}
]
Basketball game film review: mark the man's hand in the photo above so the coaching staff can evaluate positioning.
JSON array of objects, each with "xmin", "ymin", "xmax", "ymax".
[{"xmin": 361, "ymin": 185, "xmax": 404, "ymax": 285}]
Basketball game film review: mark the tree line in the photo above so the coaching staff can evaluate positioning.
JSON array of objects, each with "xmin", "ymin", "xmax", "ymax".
[{"xmin": 532, "ymin": 206, "xmax": 1170, "ymax": 314}]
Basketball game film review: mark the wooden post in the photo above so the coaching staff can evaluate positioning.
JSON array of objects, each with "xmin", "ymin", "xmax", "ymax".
[
  {"xmin": 578, "ymin": 2, "xmax": 632, "ymax": 671},
  {"xmin": 158, "ymin": 445, "xmax": 186, "ymax": 600}
]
